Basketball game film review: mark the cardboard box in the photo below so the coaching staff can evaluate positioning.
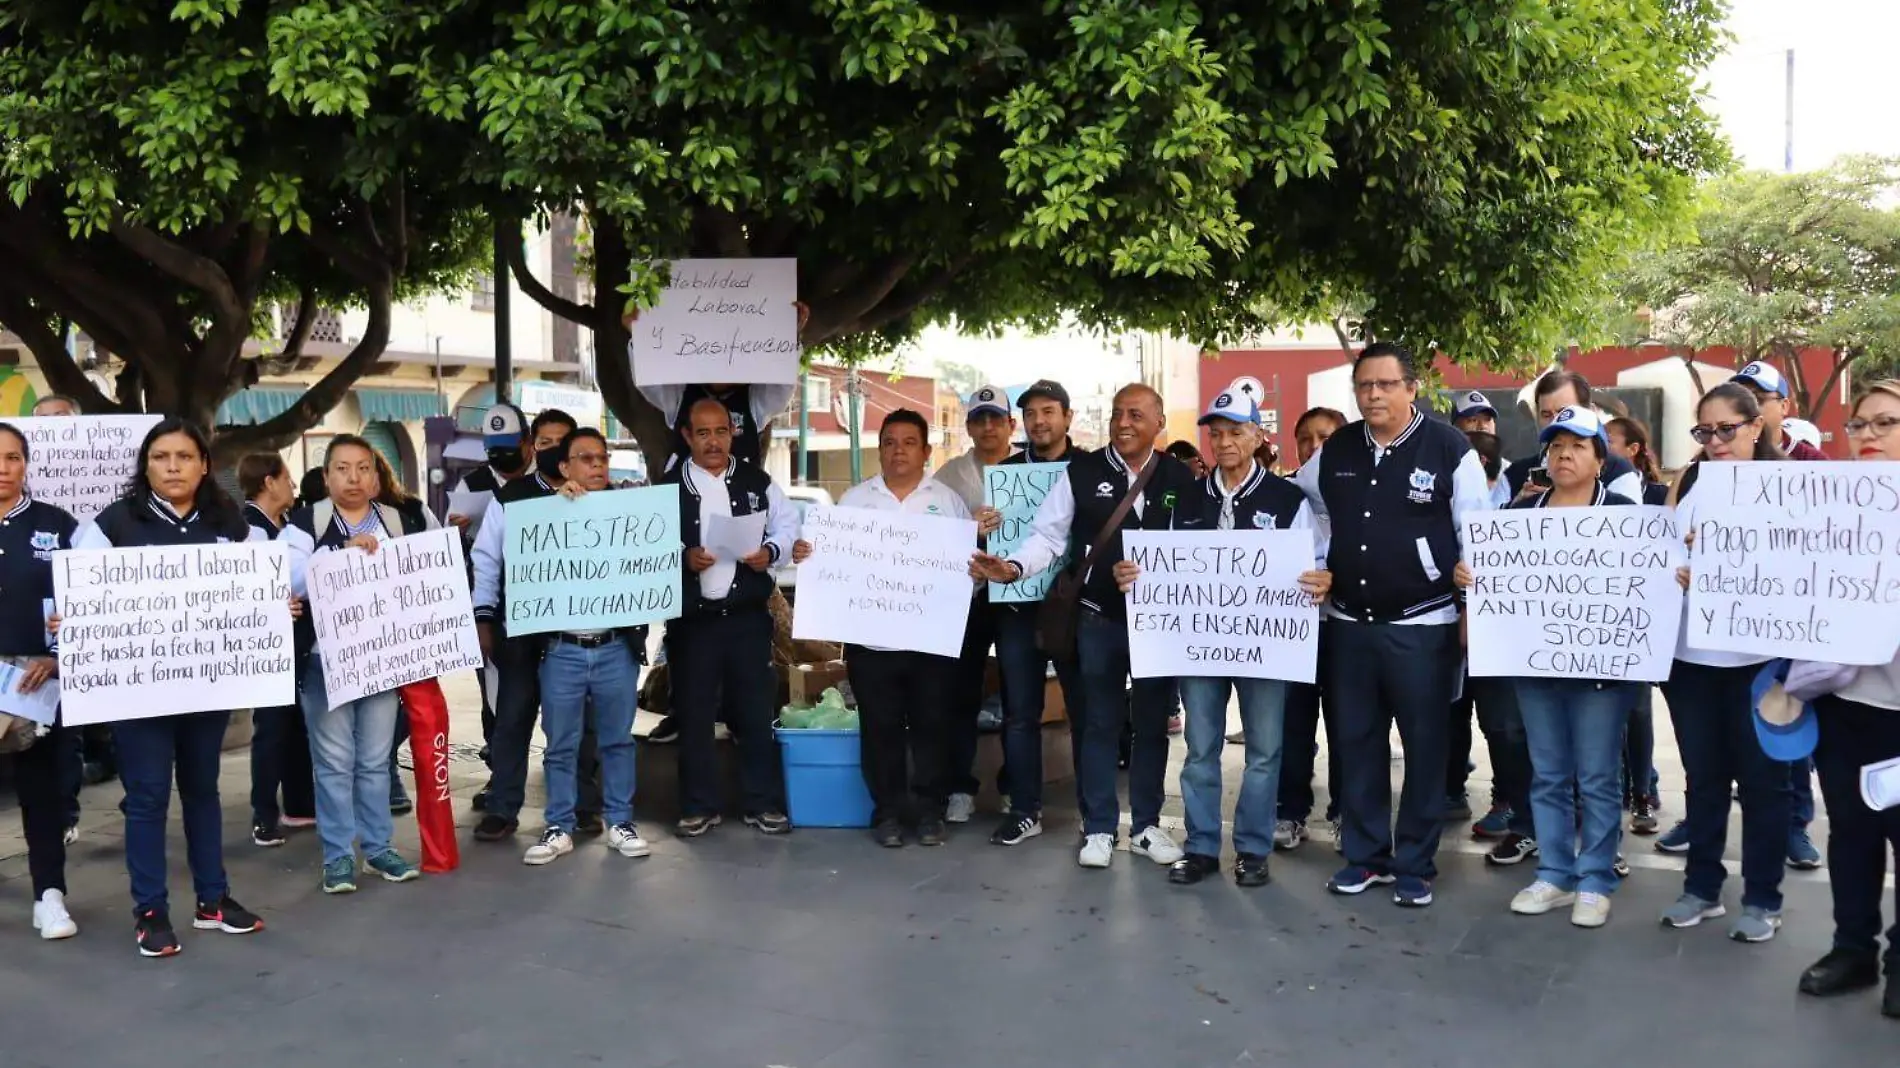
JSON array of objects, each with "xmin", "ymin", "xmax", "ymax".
[{"xmin": 789, "ymin": 659, "xmax": 849, "ymax": 707}]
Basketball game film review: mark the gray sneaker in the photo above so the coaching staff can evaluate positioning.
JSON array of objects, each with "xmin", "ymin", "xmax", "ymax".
[
  {"xmin": 1660, "ymin": 893, "xmax": 1726, "ymax": 928},
  {"xmin": 1728, "ymin": 905, "xmax": 1783, "ymax": 943}
]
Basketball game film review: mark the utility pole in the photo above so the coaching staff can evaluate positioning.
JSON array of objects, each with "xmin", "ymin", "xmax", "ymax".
[
  {"xmin": 1784, "ymin": 48, "xmax": 1795, "ymax": 174},
  {"xmin": 492, "ymin": 216, "xmax": 513, "ymax": 404}
]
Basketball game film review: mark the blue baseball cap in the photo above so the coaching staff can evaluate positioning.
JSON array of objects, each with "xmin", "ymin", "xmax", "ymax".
[
  {"xmin": 482, "ymin": 403, "xmax": 527, "ymax": 449},
  {"xmin": 1538, "ymin": 405, "xmax": 1606, "ymax": 445},
  {"xmin": 1198, "ymin": 390, "xmax": 1261, "ymax": 427},
  {"xmin": 965, "ymin": 385, "xmax": 1011, "ymax": 420},
  {"xmin": 1751, "ymin": 661, "xmax": 1817, "ymax": 762},
  {"xmin": 1731, "ymin": 362, "xmax": 1789, "ymax": 399},
  {"xmin": 1453, "ymin": 390, "xmax": 1497, "ymax": 419}
]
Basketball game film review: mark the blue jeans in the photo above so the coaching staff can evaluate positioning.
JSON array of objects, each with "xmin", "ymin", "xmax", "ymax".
[
  {"xmin": 1178, "ymin": 676, "xmax": 1287, "ymax": 857},
  {"xmin": 1074, "ymin": 611, "xmax": 1171, "ymax": 837},
  {"xmin": 994, "ymin": 608, "xmax": 1079, "ymax": 817},
  {"xmin": 1515, "ymin": 678, "xmax": 1632, "ymax": 895},
  {"xmin": 1621, "ymin": 685, "xmax": 1661, "ymax": 803},
  {"xmin": 1661, "ymin": 659, "xmax": 1791, "ymax": 911},
  {"xmin": 539, "ymin": 639, "xmax": 640, "ymax": 830},
  {"xmin": 113, "ymin": 712, "xmax": 230, "ymax": 914},
  {"xmin": 301, "ymin": 654, "xmax": 401, "ymax": 866},
  {"xmin": 1786, "ymin": 756, "xmax": 1814, "ymax": 830}
]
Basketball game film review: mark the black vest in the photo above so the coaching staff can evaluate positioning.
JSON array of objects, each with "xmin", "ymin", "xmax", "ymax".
[
  {"xmin": 0, "ymin": 499, "xmax": 76, "ymax": 658},
  {"xmin": 243, "ymin": 502, "xmax": 283, "ymax": 541},
  {"xmin": 93, "ymin": 494, "xmax": 251, "ymax": 548},
  {"xmin": 1061, "ymin": 449, "xmax": 1197, "ymax": 619},
  {"xmin": 662, "ymin": 461, "xmax": 778, "ymax": 615},
  {"xmin": 667, "ymin": 385, "xmax": 764, "ymax": 471},
  {"xmin": 476, "ymin": 474, "xmax": 558, "ymax": 631},
  {"xmin": 460, "ymin": 466, "xmax": 503, "ymax": 495},
  {"xmin": 1171, "ymin": 465, "xmax": 1309, "ymax": 533},
  {"xmin": 1000, "ymin": 438, "xmax": 1082, "ymax": 467},
  {"xmin": 1320, "ymin": 415, "xmax": 1469, "ymax": 623}
]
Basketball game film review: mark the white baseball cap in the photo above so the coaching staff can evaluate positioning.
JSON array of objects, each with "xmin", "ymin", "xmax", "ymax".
[{"xmin": 965, "ymin": 385, "xmax": 1011, "ymax": 420}]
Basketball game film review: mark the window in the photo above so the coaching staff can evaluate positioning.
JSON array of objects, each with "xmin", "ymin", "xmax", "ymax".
[
  {"xmin": 471, "ymin": 274, "xmax": 496, "ymax": 312},
  {"xmin": 803, "ymin": 376, "xmax": 832, "ymax": 412}
]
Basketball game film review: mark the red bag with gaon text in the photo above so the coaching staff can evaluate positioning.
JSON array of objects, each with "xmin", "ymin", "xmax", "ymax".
[{"xmin": 397, "ymin": 679, "xmax": 459, "ymax": 873}]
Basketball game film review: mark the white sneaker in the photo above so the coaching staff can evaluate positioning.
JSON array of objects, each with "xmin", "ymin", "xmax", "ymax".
[
  {"xmin": 1078, "ymin": 833, "xmax": 1115, "ymax": 869},
  {"xmin": 1571, "ymin": 892, "xmax": 1612, "ymax": 928},
  {"xmin": 1273, "ymin": 819, "xmax": 1308, "ymax": 851},
  {"xmin": 1130, "ymin": 826, "xmax": 1184, "ymax": 866},
  {"xmin": 523, "ymin": 828, "xmax": 574, "ymax": 866},
  {"xmin": 32, "ymin": 889, "xmax": 77, "ymax": 940},
  {"xmin": 1510, "ymin": 880, "xmax": 1578, "ymax": 916},
  {"xmin": 945, "ymin": 793, "xmax": 975, "ymax": 824},
  {"xmin": 608, "ymin": 822, "xmax": 650, "ymax": 858},
  {"xmin": 62, "ymin": 824, "xmax": 78, "ymax": 847}
]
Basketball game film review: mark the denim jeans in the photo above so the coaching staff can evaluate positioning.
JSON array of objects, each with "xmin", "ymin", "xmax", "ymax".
[
  {"xmin": 1178, "ymin": 676, "xmax": 1287, "ymax": 857},
  {"xmin": 1661, "ymin": 659, "xmax": 1791, "ymax": 911},
  {"xmin": 1621, "ymin": 685, "xmax": 1661, "ymax": 803},
  {"xmin": 539, "ymin": 639, "xmax": 640, "ymax": 831},
  {"xmin": 1786, "ymin": 757, "xmax": 1815, "ymax": 829},
  {"xmin": 113, "ymin": 712, "xmax": 230, "ymax": 914},
  {"xmin": 993, "ymin": 608, "xmax": 1079, "ymax": 817},
  {"xmin": 1074, "ymin": 611, "xmax": 1171, "ymax": 837},
  {"xmin": 1515, "ymin": 678, "xmax": 1632, "ymax": 895},
  {"xmin": 301, "ymin": 653, "xmax": 401, "ymax": 866}
]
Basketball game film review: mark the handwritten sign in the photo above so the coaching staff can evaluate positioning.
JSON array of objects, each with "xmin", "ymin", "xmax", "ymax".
[
  {"xmin": 306, "ymin": 529, "xmax": 484, "ymax": 708},
  {"xmin": 1122, "ymin": 530, "xmax": 1320, "ymax": 683},
  {"xmin": 1465, "ymin": 506, "xmax": 1683, "ymax": 682},
  {"xmin": 791, "ymin": 506, "xmax": 976, "ymax": 657},
  {"xmin": 984, "ymin": 462, "xmax": 1069, "ymax": 602},
  {"xmin": 1685, "ymin": 461, "xmax": 1900, "ymax": 664},
  {"xmin": 630, "ymin": 258, "xmax": 799, "ymax": 386},
  {"xmin": 53, "ymin": 542, "xmax": 295, "ymax": 726},
  {"xmin": 14, "ymin": 414, "xmax": 162, "ymax": 522},
  {"xmin": 504, "ymin": 485, "xmax": 683, "ymax": 635}
]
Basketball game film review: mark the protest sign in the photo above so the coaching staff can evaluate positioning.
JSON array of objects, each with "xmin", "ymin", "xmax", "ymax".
[
  {"xmin": 504, "ymin": 485, "xmax": 682, "ymax": 635},
  {"xmin": 983, "ymin": 462, "xmax": 1069, "ymax": 602},
  {"xmin": 53, "ymin": 542, "xmax": 295, "ymax": 725},
  {"xmin": 14, "ymin": 414, "xmax": 162, "ymax": 522},
  {"xmin": 1465, "ymin": 506, "xmax": 1683, "ymax": 682},
  {"xmin": 629, "ymin": 258, "xmax": 799, "ymax": 386},
  {"xmin": 791, "ymin": 505, "xmax": 977, "ymax": 657},
  {"xmin": 0, "ymin": 659, "xmax": 59, "ymax": 726},
  {"xmin": 1121, "ymin": 530, "xmax": 1320, "ymax": 683},
  {"xmin": 1685, "ymin": 461, "xmax": 1900, "ymax": 664},
  {"xmin": 306, "ymin": 529, "xmax": 485, "ymax": 708}
]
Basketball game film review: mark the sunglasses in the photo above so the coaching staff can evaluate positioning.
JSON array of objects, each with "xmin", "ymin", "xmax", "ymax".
[{"xmin": 1689, "ymin": 420, "xmax": 1755, "ymax": 445}]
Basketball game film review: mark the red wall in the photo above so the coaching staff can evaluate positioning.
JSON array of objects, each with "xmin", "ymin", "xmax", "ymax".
[{"xmin": 804, "ymin": 365, "xmax": 936, "ymax": 435}]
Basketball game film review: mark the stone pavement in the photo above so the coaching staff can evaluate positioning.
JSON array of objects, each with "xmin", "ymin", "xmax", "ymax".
[{"xmin": 1, "ymin": 671, "xmax": 1892, "ymax": 1067}]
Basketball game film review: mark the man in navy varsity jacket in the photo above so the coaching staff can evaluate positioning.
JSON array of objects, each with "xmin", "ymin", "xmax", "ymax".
[
  {"xmin": 971, "ymin": 384, "xmax": 1196, "ymax": 871},
  {"xmin": 1291, "ymin": 342, "xmax": 1492, "ymax": 908},
  {"xmin": 659, "ymin": 397, "xmax": 797, "ymax": 837}
]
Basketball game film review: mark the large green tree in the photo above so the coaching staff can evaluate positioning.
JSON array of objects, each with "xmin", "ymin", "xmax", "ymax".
[{"xmin": 1616, "ymin": 156, "xmax": 1900, "ymax": 415}]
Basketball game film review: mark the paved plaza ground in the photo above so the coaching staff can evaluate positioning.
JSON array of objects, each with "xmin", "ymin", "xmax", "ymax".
[{"xmin": 2, "ymin": 672, "xmax": 1892, "ymax": 1067}]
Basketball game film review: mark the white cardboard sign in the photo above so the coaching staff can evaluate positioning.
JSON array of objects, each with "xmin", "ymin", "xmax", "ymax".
[
  {"xmin": 1122, "ymin": 530, "xmax": 1320, "ymax": 683},
  {"xmin": 306, "ymin": 529, "xmax": 485, "ymax": 708},
  {"xmin": 791, "ymin": 505, "xmax": 976, "ymax": 657},
  {"xmin": 14, "ymin": 414, "xmax": 163, "ymax": 521},
  {"xmin": 629, "ymin": 258, "xmax": 800, "ymax": 386}
]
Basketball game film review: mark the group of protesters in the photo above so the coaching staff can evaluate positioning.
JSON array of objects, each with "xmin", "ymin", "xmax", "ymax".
[{"xmin": 3, "ymin": 336, "xmax": 1897, "ymax": 1022}]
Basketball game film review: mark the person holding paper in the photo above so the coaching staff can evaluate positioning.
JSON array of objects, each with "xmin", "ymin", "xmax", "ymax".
[
  {"xmin": 969, "ymin": 383, "xmax": 1196, "ymax": 871},
  {"xmin": 1287, "ymin": 343, "xmax": 1490, "ymax": 908},
  {"xmin": 1467, "ymin": 407, "xmax": 1639, "ymax": 928},
  {"xmin": 625, "ymin": 302, "xmax": 806, "ymax": 474},
  {"xmin": 70, "ymin": 419, "xmax": 268, "ymax": 957},
  {"xmin": 517, "ymin": 428, "xmax": 654, "ymax": 866},
  {"xmin": 1797, "ymin": 378, "xmax": 1900, "ymax": 1016},
  {"xmin": 238, "ymin": 452, "xmax": 316, "ymax": 847},
  {"xmin": 973, "ymin": 379, "xmax": 1084, "ymax": 847},
  {"xmin": 660, "ymin": 396, "xmax": 796, "ymax": 838},
  {"xmin": 1659, "ymin": 383, "xmax": 1793, "ymax": 942},
  {"xmin": 0, "ymin": 421, "xmax": 80, "ymax": 939},
  {"xmin": 794, "ymin": 409, "xmax": 972, "ymax": 846},
  {"xmin": 1110, "ymin": 392, "xmax": 1330, "ymax": 887},
  {"xmin": 283, "ymin": 436, "xmax": 429, "ymax": 894}
]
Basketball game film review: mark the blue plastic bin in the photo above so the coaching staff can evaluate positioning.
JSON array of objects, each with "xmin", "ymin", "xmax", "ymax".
[{"xmin": 775, "ymin": 725, "xmax": 874, "ymax": 828}]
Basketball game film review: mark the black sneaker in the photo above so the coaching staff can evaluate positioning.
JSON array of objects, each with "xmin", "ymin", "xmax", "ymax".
[
  {"xmin": 135, "ymin": 909, "xmax": 181, "ymax": 958},
  {"xmin": 916, "ymin": 818, "xmax": 946, "ymax": 847},
  {"xmin": 648, "ymin": 715, "xmax": 680, "ymax": 744},
  {"xmin": 471, "ymin": 787, "xmax": 491, "ymax": 813},
  {"xmin": 193, "ymin": 895, "xmax": 263, "ymax": 934},
  {"xmin": 1168, "ymin": 854, "xmax": 1221, "ymax": 885},
  {"xmin": 1234, "ymin": 852, "xmax": 1272, "ymax": 888},
  {"xmin": 1484, "ymin": 833, "xmax": 1538, "ymax": 866},
  {"xmin": 573, "ymin": 811, "xmax": 605, "ymax": 836},
  {"xmin": 251, "ymin": 822, "xmax": 286, "ymax": 848},
  {"xmin": 676, "ymin": 813, "xmax": 722, "ymax": 838},
  {"xmin": 1630, "ymin": 799, "xmax": 1660, "ymax": 835},
  {"xmin": 990, "ymin": 812, "xmax": 1044, "ymax": 846},
  {"xmin": 744, "ymin": 811, "xmax": 792, "ymax": 836},
  {"xmin": 872, "ymin": 820, "xmax": 904, "ymax": 848},
  {"xmin": 1797, "ymin": 948, "xmax": 1880, "ymax": 998},
  {"xmin": 390, "ymin": 797, "xmax": 414, "ymax": 816},
  {"xmin": 472, "ymin": 814, "xmax": 518, "ymax": 841}
]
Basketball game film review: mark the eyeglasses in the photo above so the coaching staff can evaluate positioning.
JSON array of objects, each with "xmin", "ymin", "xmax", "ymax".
[
  {"xmin": 1845, "ymin": 415, "xmax": 1900, "ymax": 438},
  {"xmin": 568, "ymin": 452, "xmax": 609, "ymax": 465},
  {"xmin": 1353, "ymin": 378, "xmax": 1411, "ymax": 395},
  {"xmin": 1689, "ymin": 420, "xmax": 1755, "ymax": 445}
]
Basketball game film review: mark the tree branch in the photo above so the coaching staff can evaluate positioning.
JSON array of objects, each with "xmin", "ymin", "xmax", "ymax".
[
  {"xmin": 845, "ymin": 255, "xmax": 975, "ymax": 340},
  {"xmin": 212, "ymin": 282, "xmax": 393, "ymax": 460},
  {"xmin": 1807, "ymin": 346, "xmax": 1857, "ymax": 423},
  {"xmin": 692, "ymin": 205, "xmax": 751, "ymax": 257},
  {"xmin": 0, "ymin": 290, "xmax": 119, "ymax": 413},
  {"xmin": 107, "ymin": 217, "xmax": 246, "ymax": 333},
  {"xmin": 276, "ymin": 291, "xmax": 319, "ymax": 363},
  {"xmin": 587, "ymin": 213, "xmax": 675, "ymax": 471},
  {"xmin": 506, "ymin": 230, "xmax": 593, "ymax": 325},
  {"xmin": 804, "ymin": 254, "xmax": 915, "ymax": 343}
]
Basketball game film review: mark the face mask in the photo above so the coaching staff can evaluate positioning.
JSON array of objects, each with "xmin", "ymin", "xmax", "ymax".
[
  {"xmin": 536, "ymin": 449, "xmax": 565, "ymax": 480},
  {"xmin": 487, "ymin": 448, "xmax": 525, "ymax": 476}
]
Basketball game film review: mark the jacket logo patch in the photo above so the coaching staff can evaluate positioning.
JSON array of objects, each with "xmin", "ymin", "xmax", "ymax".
[
  {"xmin": 30, "ymin": 531, "xmax": 57, "ymax": 552},
  {"xmin": 1251, "ymin": 512, "xmax": 1272, "ymax": 529},
  {"xmin": 1096, "ymin": 481, "xmax": 1115, "ymax": 497},
  {"xmin": 1406, "ymin": 468, "xmax": 1436, "ymax": 503},
  {"xmin": 1160, "ymin": 491, "xmax": 1177, "ymax": 510},
  {"xmin": 747, "ymin": 491, "xmax": 761, "ymax": 510}
]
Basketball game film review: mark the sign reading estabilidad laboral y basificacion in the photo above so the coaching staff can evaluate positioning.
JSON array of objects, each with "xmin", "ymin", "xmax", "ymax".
[{"xmin": 628, "ymin": 258, "xmax": 800, "ymax": 386}]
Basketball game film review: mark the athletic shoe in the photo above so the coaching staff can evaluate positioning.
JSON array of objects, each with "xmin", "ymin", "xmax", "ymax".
[
  {"xmin": 523, "ymin": 828, "xmax": 574, "ymax": 866},
  {"xmin": 1571, "ymin": 892, "xmax": 1612, "ymax": 928},
  {"xmin": 1168, "ymin": 854, "xmax": 1220, "ymax": 885},
  {"xmin": 32, "ymin": 889, "xmax": 77, "ymax": 940},
  {"xmin": 572, "ymin": 811, "xmax": 605, "ymax": 837},
  {"xmin": 1166, "ymin": 714, "xmax": 1183, "ymax": 736},
  {"xmin": 1729, "ymin": 905, "xmax": 1783, "ymax": 943},
  {"xmin": 1659, "ymin": 893, "xmax": 1725, "ymax": 928},
  {"xmin": 990, "ymin": 812, "xmax": 1042, "ymax": 846},
  {"xmin": 744, "ymin": 810, "xmax": 792, "ymax": 835},
  {"xmin": 252, "ymin": 822, "xmax": 286, "ymax": 848},
  {"xmin": 608, "ymin": 822, "xmax": 651, "ymax": 858},
  {"xmin": 472, "ymin": 814, "xmax": 518, "ymax": 841},
  {"xmin": 321, "ymin": 857, "xmax": 358, "ymax": 894},
  {"xmin": 1233, "ymin": 853, "xmax": 1271, "ymax": 888},
  {"xmin": 676, "ymin": 813, "xmax": 721, "ymax": 838},
  {"xmin": 1130, "ymin": 826, "xmax": 1184, "ymax": 865},
  {"xmin": 280, "ymin": 814, "xmax": 316, "ymax": 829},
  {"xmin": 1798, "ymin": 948, "xmax": 1880, "ymax": 997},
  {"xmin": 364, "ymin": 849, "xmax": 420, "ymax": 883},
  {"xmin": 916, "ymin": 818, "xmax": 946, "ymax": 847},
  {"xmin": 1510, "ymin": 880, "xmax": 1576, "ymax": 915},
  {"xmin": 1442, "ymin": 794, "xmax": 1473, "ymax": 821},
  {"xmin": 1273, "ymin": 819, "xmax": 1308, "ymax": 851},
  {"xmin": 647, "ymin": 715, "xmax": 680, "ymax": 744},
  {"xmin": 193, "ymin": 895, "xmax": 262, "ymax": 934},
  {"xmin": 1629, "ymin": 799, "xmax": 1660, "ymax": 835},
  {"xmin": 1613, "ymin": 854, "xmax": 1632, "ymax": 878},
  {"xmin": 1328, "ymin": 818, "xmax": 1344, "ymax": 854},
  {"xmin": 944, "ymin": 793, "xmax": 976, "ymax": 824},
  {"xmin": 1485, "ymin": 833, "xmax": 1538, "ymax": 866},
  {"xmin": 872, "ymin": 820, "xmax": 904, "ymax": 848},
  {"xmin": 1078, "ymin": 832, "xmax": 1115, "ymax": 869},
  {"xmin": 1786, "ymin": 829, "xmax": 1823, "ymax": 870},
  {"xmin": 135, "ymin": 909, "xmax": 180, "ymax": 958},
  {"xmin": 63, "ymin": 823, "xmax": 78, "ymax": 847},
  {"xmin": 1327, "ymin": 866, "xmax": 1395, "ymax": 895},
  {"xmin": 1655, "ymin": 820, "xmax": 1690, "ymax": 854},
  {"xmin": 1471, "ymin": 806, "xmax": 1514, "ymax": 839},
  {"xmin": 1393, "ymin": 875, "xmax": 1434, "ymax": 907},
  {"xmin": 389, "ymin": 797, "xmax": 414, "ymax": 817}
]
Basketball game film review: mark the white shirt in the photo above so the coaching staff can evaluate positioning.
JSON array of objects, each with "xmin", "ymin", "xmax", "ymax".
[
  {"xmin": 1672, "ymin": 484, "xmax": 1770, "ymax": 669},
  {"xmin": 1838, "ymin": 655, "xmax": 1900, "ymax": 712},
  {"xmin": 1290, "ymin": 415, "xmax": 1492, "ymax": 626},
  {"xmin": 1009, "ymin": 447, "xmax": 1154, "ymax": 583},
  {"xmin": 471, "ymin": 475, "xmax": 555, "ymax": 618},
  {"xmin": 685, "ymin": 462, "xmax": 799, "ymax": 602}
]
